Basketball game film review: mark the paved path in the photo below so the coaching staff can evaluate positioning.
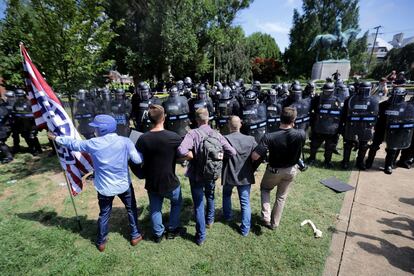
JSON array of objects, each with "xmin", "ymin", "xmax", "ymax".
[{"xmin": 324, "ymin": 146, "xmax": 414, "ymax": 276}]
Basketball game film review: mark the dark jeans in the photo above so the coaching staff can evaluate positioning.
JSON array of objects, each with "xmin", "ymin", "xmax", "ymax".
[
  {"xmin": 96, "ymin": 185, "xmax": 140, "ymax": 245},
  {"xmin": 309, "ymin": 132, "xmax": 338, "ymax": 163},
  {"xmin": 190, "ymin": 179, "xmax": 215, "ymax": 242},
  {"xmin": 222, "ymin": 184, "xmax": 251, "ymax": 236},
  {"xmin": 148, "ymin": 185, "xmax": 182, "ymax": 237}
]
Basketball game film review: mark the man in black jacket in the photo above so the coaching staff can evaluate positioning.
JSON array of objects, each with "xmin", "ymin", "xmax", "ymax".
[{"xmin": 222, "ymin": 116, "xmax": 258, "ymax": 236}]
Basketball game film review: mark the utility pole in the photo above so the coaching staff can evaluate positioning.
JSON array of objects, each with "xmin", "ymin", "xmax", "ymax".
[{"xmin": 368, "ymin": 25, "xmax": 382, "ymax": 69}]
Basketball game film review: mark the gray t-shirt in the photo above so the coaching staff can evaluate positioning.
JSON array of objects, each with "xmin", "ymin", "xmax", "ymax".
[{"xmin": 222, "ymin": 132, "xmax": 257, "ymax": 186}]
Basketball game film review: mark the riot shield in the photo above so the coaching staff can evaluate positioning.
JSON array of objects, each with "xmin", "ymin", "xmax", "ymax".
[
  {"xmin": 313, "ymin": 96, "xmax": 342, "ymax": 135},
  {"xmin": 385, "ymin": 101, "xmax": 414, "ymax": 149},
  {"xmin": 241, "ymin": 103, "xmax": 267, "ymax": 143},
  {"xmin": 74, "ymin": 99, "xmax": 95, "ymax": 139},
  {"xmin": 163, "ymin": 96, "xmax": 190, "ymax": 138}
]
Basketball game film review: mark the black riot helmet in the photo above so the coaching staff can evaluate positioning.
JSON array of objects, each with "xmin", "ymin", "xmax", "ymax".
[
  {"xmin": 289, "ymin": 83, "xmax": 302, "ymax": 101},
  {"xmin": 252, "ymin": 80, "xmax": 261, "ymax": 92},
  {"xmin": 138, "ymin": 82, "xmax": 151, "ymax": 101},
  {"xmin": 244, "ymin": 89, "xmax": 257, "ymax": 105},
  {"xmin": 389, "ymin": 87, "xmax": 407, "ymax": 105},
  {"xmin": 184, "ymin": 77, "xmax": 192, "ymax": 87},
  {"xmin": 357, "ymin": 81, "xmax": 371, "ymax": 97},
  {"xmin": 115, "ymin": 88, "xmax": 125, "ymax": 100},
  {"xmin": 77, "ymin": 89, "xmax": 87, "ymax": 100},
  {"xmin": 197, "ymin": 85, "xmax": 207, "ymax": 100},
  {"xmin": 101, "ymin": 88, "xmax": 111, "ymax": 101},
  {"xmin": 348, "ymin": 84, "xmax": 355, "ymax": 96},
  {"xmin": 281, "ymin": 83, "xmax": 289, "ymax": 94},
  {"xmin": 169, "ymin": 86, "xmax": 179, "ymax": 97},
  {"xmin": 215, "ymin": 81, "xmax": 223, "ymax": 91},
  {"xmin": 220, "ymin": 85, "xmax": 232, "ymax": 100},
  {"xmin": 268, "ymin": 89, "xmax": 277, "ymax": 104},
  {"xmin": 322, "ymin": 82, "xmax": 335, "ymax": 96},
  {"xmin": 304, "ymin": 81, "xmax": 315, "ymax": 98},
  {"xmin": 15, "ymin": 89, "xmax": 26, "ymax": 97},
  {"xmin": 238, "ymin": 78, "xmax": 245, "ymax": 87},
  {"xmin": 337, "ymin": 83, "xmax": 350, "ymax": 98},
  {"xmin": 5, "ymin": 90, "xmax": 15, "ymax": 99},
  {"xmin": 176, "ymin": 80, "xmax": 184, "ymax": 91}
]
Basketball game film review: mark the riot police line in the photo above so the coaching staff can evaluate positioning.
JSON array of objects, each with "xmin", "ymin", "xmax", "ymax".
[{"xmin": 1, "ymin": 76, "xmax": 414, "ymax": 175}]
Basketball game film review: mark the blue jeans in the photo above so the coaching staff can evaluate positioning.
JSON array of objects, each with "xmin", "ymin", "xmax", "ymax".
[
  {"xmin": 190, "ymin": 180, "xmax": 215, "ymax": 242},
  {"xmin": 148, "ymin": 185, "xmax": 182, "ymax": 237},
  {"xmin": 96, "ymin": 185, "xmax": 140, "ymax": 245},
  {"xmin": 222, "ymin": 184, "xmax": 251, "ymax": 236}
]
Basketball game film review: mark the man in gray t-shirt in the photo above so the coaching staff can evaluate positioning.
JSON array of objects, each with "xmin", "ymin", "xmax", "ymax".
[{"xmin": 222, "ymin": 116, "xmax": 258, "ymax": 236}]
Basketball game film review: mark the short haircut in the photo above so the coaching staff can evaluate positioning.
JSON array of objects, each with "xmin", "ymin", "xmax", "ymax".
[
  {"xmin": 148, "ymin": 104, "xmax": 165, "ymax": 124},
  {"xmin": 228, "ymin": 115, "xmax": 241, "ymax": 132},
  {"xmin": 195, "ymin": 108, "xmax": 209, "ymax": 122},
  {"xmin": 280, "ymin": 107, "xmax": 297, "ymax": 125}
]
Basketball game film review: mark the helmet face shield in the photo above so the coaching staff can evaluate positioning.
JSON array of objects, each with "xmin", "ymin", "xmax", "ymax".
[
  {"xmin": 169, "ymin": 86, "xmax": 179, "ymax": 97},
  {"xmin": 140, "ymin": 89, "xmax": 150, "ymax": 101}
]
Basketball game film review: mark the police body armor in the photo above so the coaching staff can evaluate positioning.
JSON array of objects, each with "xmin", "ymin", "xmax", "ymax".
[
  {"xmin": 96, "ymin": 89, "xmax": 112, "ymax": 115},
  {"xmin": 314, "ymin": 95, "xmax": 342, "ymax": 135},
  {"xmin": 241, "ymin": 103, "xmax": 267, "ymax": 143},
  {"xmin": 265, "ymin": 90, "xmax": 281, "ymax": 133},
  {"xmin": 13, "ymin": 96, "xmax": 36, "ymax": 134},
  {"xmin": 134, "ymin": 97, "xmax": 161, "ymax": 132},
  {"xmin": 384, "ymin": 100, "xmax": 414, "ymax": 150},
  {"xmin": 216, "ymin": 87, "xmax": 240, "ymax": 135},
  {"xmin": 74, "ymin": 93, "xmax": 95, "ymax": 139},
  {"xmin": 163, "ymin": 94, "xmax": 190, "ymax": 138},
  {"xmin": 292, "ymin": 99, "xmax": 311, "ymax": 131},
  {"xmin": 110, "ymin": 94, "xmax": 131, "ymax": 137},
  {"xmin": 188, "ymin": 98, "xmax": 215, "ymax": 128},
  {"xmin": 343, "ymin": 95, "xmax": 379, "ymax": 142}
]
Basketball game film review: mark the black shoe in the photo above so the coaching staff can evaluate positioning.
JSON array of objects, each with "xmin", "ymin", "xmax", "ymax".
[
  {"xmin": 153, "ymin": 232, "xmax": 165, "ymax": 243},
  {"xmin": 396, "ymin": 160, "xmax": 411, "ymax": 169},
  {"xmin": 324, "ymin": 162, "xmax": 334, "ymax": 169},
  {"xmin": 384, "ymin": 166, "xmax": 393, "ymax": 175},
  {"xmin": 306, "ymin": 157, "xmax": 316, "ymax": 166},
  {"xmin": 166, "ymin": 227, "xmax": 187, "ymax": 239},
  {"xmin": 1, "ymin": 157, "xmax": 13, "ymax": 164},
  {"xmin": 356, "ymin": 162, "xmax": 366, "ymax": 171},
  {"xmin": 333, "ymin": 149, "xmax": 340, "ymax": 155},
  {"xmin": 341, "ymin": 162, "xmax": 349, "ymax": 170}
]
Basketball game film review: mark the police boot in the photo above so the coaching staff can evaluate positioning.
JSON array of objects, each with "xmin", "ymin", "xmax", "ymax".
[
  {"xmin": 0, "ymin": 142, "xmax": 13, "ymax": 164},
  {"xmin": 33, "ymin": 138, "xmax": 43, "ymax": 154},
  {"xmin": 396, "ymin": 159, "xmax": 411, "ymax": 169},
  {"xmin": 341, "ymin": 143, "xmax": 352, "ymax": 169},
  {"xmin": 356, "ymin": 148, "xmax": 368, "ymax": 171},
  {"xmin": 384, "ymin": 151, "xmax": 395, "ymax": 175},
  {"xmin": 365, "ymin": 149, "xmax": 376, "ymax": 169}
]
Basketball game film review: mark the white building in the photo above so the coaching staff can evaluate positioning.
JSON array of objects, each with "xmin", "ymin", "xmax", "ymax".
[
  {"xmin": 367, "ymin": 34, "xmax": 393, "ymax": 60},
  {"xmin": 389, "ymin": 32, "xmax": 414, "ymax": 48}
]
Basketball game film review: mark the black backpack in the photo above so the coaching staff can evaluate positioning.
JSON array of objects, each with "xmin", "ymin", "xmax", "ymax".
[{"xmin": 195, "ymin": 128, "xmax": 224, "ymax": 181}]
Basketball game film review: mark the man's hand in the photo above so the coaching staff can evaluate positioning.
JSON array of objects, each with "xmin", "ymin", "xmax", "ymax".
[{"xmin": 47, "ymin": 132, "xmax": 57, "ymax": 141}]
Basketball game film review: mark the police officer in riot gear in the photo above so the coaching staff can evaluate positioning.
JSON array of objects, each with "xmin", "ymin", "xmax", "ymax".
[
  {"xmin": 0, "ymin": 96, "xmax": 13, "ymax": 163},
  {"xmin": 74, "ymin": 89, "xmax": 96, "ymax": 139},
  {"xmin": 4, "ymin": 90, "xmax": 20, "ymax": 152},
  {"xmin": 365, "ymin": 87, "xmax": 414, "ymax": 174},
  {"xmin": 188, "ymin": 85, "xmax": 215, "ymax": 129},
  {"xmin": 176, "ymin": 80, "xmax": 185, "ymax": 95},
  {"xmin": 285, "ymin": 83, "xmax": 312, "ymax": 132},
  {"xmin": 215, "ymin": 85, "xmax": 240, "ymax": 135},
  {"xmin": 131, "ymin": 82, "xmax": 161, "ymax": 132},
  {"xmin": 340, "ymin": 81, "xmax": 379, "ymax": 170},
  {"xmin": 303, "ymin": 81, "xmax": 316, "ymax": 100},
  {"xmin": 265, "ymin": 89, "xmax": 282, "ymax": 133},
  {"xmin": 163, "ymin": 86, "xmax": 190, "ymax": 138},
  {"xmin": 183, "ymin": 77, "xmax": 193, "ymax": 99},
  {"xmin": 13, "ymin": 89, "xmax": 42, "ymax": 155},
  {"xmin": 210, "ymin": 81, "xmax": 223, "ymax": 110},
  {"xmin": 240, "ymin": 89, "xmax": 267, "ymax": 143},
  {"xmin": 396, "ymin": 95, "xmax": 414, "ymax": 169},
  {"xmin": 96, "ymin": 88, "xmax": 112, "ymax": 115},
  {"xmin": 110, "ymin": 88, "xmax": 131, "ymax": 137},
  {"xmin": 307, "ymin": 82, "xmax": 342, "ymax": 168},
  {"xmin": 278, "ymin": 83, "xmax": 289, "ymax": 105}
]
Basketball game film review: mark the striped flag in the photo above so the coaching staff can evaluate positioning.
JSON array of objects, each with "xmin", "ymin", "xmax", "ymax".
[{"xmin": 20, "ymin": 43, "xmax": 93, "ymax": 195}]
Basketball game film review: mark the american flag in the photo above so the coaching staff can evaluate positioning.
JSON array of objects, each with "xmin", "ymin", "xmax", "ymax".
[{"xmin": 20, "ymin": 44, "xmax": 93, "ymax": 195}]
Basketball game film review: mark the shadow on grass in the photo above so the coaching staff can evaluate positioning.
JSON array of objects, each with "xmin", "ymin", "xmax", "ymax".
[
  {"xmin": 1, "ymin": 150, "xmax": 62, "ymax": 181},
  {"xmin": 214, "ymin": 208, "xmax": 266, "ymax": 237}
]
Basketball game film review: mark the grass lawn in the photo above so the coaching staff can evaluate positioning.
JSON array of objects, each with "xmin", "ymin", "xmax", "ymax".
[{"xmin": 0, "ymin": 132, "xmax": 354, "ymax": 275}]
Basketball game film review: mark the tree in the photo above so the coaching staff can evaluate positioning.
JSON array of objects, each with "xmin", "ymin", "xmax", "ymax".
[
  {"xmin": 104, "ymin": 0, "xmax": 253, "ymax": 83},
  {"xmin": 0, "ymin": 0, "xmax": 115, "ymax": 95},
  {"xmin": 251, "ymin": 58, "xmax": 285, "ymax": 82},
  {"xmin": 284, "ymin": 0, "xmax": 367, "ymax": 78},
  {"xmin": 370, "ymin": 43, "xmax": 414, "ymax": 80},
  {"xmin": 246, "ymin": 32, "xmax": 281, "ymax": 60}
]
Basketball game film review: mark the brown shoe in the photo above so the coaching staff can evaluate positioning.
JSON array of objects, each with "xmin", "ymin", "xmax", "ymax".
[
  {"xmin": 97, "ymin": 241, "xmax": 107, "ymax": 252},
  {"xmin": 206, "ymin": 223, "xmax": 213, "ymax": 229},
  {"xmin": 131, "ymin": 235, "xmax": 143, "ymax": 246}
]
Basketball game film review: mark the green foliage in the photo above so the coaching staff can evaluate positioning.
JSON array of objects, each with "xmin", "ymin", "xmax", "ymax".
[
  {"xmin": 247, "ymin": 32, "xmax": 281, "ymax": 60},
  {"xmin": 0, "ymin": 0, "xmax": 116, "ymax": 95},
  {"xmin": 104, "ymin": 0, "xmax": 253, "ymax": 82},
  {"xmin": 284, "ymin": 0, "xmax": 367, "ymax": 78},
  {"xmin": 370, "ymin": 43, "xmax": 414, "ymax": 80},
  {"xmin": 251, "ymin": 57, "xmax": 286, "ymax": 83}
]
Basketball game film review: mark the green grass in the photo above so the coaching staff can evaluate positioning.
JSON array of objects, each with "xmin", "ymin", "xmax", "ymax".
[{"xmin": 0, "ymin": 132, "xmax": 354, "ymax": 275}]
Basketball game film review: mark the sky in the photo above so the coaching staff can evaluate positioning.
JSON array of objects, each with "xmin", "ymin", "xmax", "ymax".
[
  {"xmin": 235, "ymin": 0, "xmax": 414, "ymax": 51},
  {"xmin": 1, "ymin": 0, "xmax": 413, "ymax": 52}
]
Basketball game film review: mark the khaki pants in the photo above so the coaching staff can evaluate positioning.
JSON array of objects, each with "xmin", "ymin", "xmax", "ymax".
[{"xmin": 260, "ymin": 165, "xmax": 297, "ymax": 227}]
